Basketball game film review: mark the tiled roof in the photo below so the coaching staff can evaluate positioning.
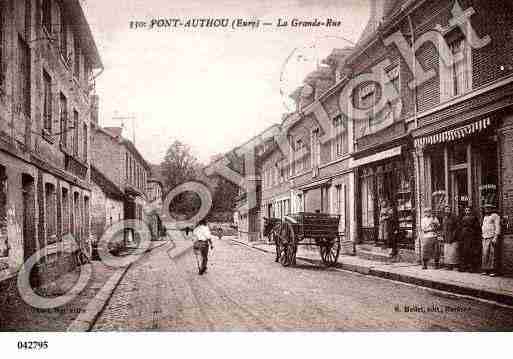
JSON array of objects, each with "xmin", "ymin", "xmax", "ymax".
[{"xmin": 91, "ymin": 166, "xmax": 125, "ymax": 201}]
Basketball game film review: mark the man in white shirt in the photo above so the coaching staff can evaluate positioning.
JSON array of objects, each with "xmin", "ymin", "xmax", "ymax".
[
  {"xmin": 192, "ymin": 219, "xmax": 216, "ymax": 275},
  {"xmin": 481, "ymin": 204, "xmax": 501, "ymax": 276}
]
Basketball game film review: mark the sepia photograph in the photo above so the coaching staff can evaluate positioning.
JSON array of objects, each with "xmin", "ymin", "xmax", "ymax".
[{"xmin": 1, "ymin": 0, "xmax": 513, "ymax": 352}]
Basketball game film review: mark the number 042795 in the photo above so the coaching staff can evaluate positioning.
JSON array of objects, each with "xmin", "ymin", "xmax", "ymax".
[{"xmin": 17, "ymin": 341, "xmax": 49, "ymax": 350}]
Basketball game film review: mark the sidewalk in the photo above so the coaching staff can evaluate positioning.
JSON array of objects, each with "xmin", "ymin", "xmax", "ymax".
[
  {"xmin": 67, "ymin": 236, "xmax": 192, "ymax": 331},
  {"xmin": 0, "ymin": 236, "xmax": 192, "ymax": 332},
  {"xmin": 227, "ymin": 236, "xmax": 513, "ymax": 307}
]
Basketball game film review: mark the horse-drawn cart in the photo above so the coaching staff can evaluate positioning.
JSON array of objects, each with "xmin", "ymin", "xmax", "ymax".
[{"xmin": 264, "ymin": 212, "xmax": 342, "ymax": 267}]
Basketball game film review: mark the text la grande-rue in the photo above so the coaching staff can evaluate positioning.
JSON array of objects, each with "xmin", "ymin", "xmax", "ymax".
[{"xmin": 277, "ymin": 18, "xmax": 342, "ymax": 27}]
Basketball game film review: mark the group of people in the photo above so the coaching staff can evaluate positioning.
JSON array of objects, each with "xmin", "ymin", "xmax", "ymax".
[{"xmin": 421, "ymin": 204, "xmax": 501, "ymax": 276}]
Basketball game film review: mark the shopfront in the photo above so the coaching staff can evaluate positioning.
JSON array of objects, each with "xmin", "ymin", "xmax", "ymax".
[
  {"xmin": 355, "ymin": 145, "xmax": 416, "ymax": 250},
  {"xmin": 416, "ymin": 117, "xmax": 498, "ymax": 218}
]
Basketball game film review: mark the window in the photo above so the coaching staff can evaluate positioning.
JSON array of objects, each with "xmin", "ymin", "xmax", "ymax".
[
  {"xmin": 43, "ymin": 71, "xmax": 52, "ymax": 132},
  {"xmin": 386, "ymin": 65, "xmax": 400, "ymax": 93},
  {"xmin": 295, "ymin": 139, "xmax": 304, "ymax": 173},
  {"xmin": 0, "ymin": 166, "xmax": 7, "ymax": 258},
  {"xmin": 125, "ymin": 153, "xmax": 129, "ymax": 181},
  {"xmin": 18, "ymin": 37, "xmax": 31, "ymax": 117},
  {"xmin": 59, "ymin": 2, "xmax": 68, "ymax": 60},
  {"xmin": 73, "ymin": 110, "xmax": 79, "ymax": 156},
  {"xmin": 83, "ymin": 123, "xmax": 88, "ymax": 161},
  {"xmin": 62, "ymin": 188, "xmax": 69, "ymax": 235},
  {"xmin": 25, "ymin": 0, "xmax": 32, "ymax": 37},
  {"xmin": 0, "ymin": 1, "xmax": 6, "ymax": 90},
  {"xmin": 84, "ymin": 196, "xmax": 90, "ymax": 239},
  {"xmin": 45, "ymin": 183, "xmax": 57, "ymax": 244},
  {"xmin": 42, "ymin": 0, "xmax": 52, "ymax": 34},
  {"xmin": 312, "ymin": 129, "xmax": 321, "ymax": 168},
  {"xmin": 440, "ymin": 37, "xmax": 471, "ymax": 100},
  {"xmin": 74, "ymin": 36, "xmax": 80, "ymax": 79},
  {"xmin": 333, "ymin": 115, "xmax": 348, "ymax": 157},
  {"xmin": 59, "ymin": 93, "xmax": 67, "ymax": 145},
  {"xmin": 361, "ymin": 168, "xmax": 375, "ymax": 227}
]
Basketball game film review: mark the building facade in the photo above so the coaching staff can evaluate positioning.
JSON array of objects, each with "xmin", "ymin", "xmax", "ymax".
[
  {"xmin": 90, "ymin": 123, "xmax": 151, "ymax": 243},
  {"xmin": 0, "ymin": 0, "xmax": 102, "ymax": 288},
  {"xmin": 234, "ymin": 0, "xmax": 513, "ymax": 274}
]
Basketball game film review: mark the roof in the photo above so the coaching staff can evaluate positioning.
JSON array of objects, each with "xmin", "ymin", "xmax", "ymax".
[
  {"xmin": 67, "ymin": 0, "xmax": 103, "ymax": 69},
  {"xmin": 121, "ymin": 139, "xmax": 152, "ymax": 171},
  {"xmin": 91, "ymin": 166, "xmax": 125, "ymax": 201},
  {"xmin": 103, "ymin": 126, "xmax": 123, "ymax": 138},
  {"xmin": 93, "ymin": 126, "xmax": 152, "ymax": 172}
]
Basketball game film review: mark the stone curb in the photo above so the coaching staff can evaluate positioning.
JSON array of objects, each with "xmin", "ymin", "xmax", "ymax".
[
  {"xmin": 67, "ymin": 240, "xmax": 193, "ymax": 332},
  {"xmin": 228, "ymin": 237, "xmax": 513, "ymax": 307}
]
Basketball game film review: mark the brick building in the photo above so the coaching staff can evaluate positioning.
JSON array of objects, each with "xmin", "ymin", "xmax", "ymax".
[
  {"xmin": 0, "ymin": 0, "xmax": 102, "ymax": 287},
  {"xmin": 90, "ymin": 120, "xmax": 151, "ymax": 244},
  {"xmin": 232, "ymin": 0, "xmax": 513, "ymax": 274}
]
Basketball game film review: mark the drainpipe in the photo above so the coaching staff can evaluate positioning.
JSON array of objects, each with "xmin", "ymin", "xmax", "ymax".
[
  {"xmin": 407, "ymin": 14, "xmax": 418, "ymax": 130},
  {"xmin": 407, "ymin": 13, "xmax": 423, "ymax": 262}
]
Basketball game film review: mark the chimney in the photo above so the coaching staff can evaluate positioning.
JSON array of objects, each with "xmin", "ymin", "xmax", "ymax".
[{"xmin": 90, "ymin": 95, "xmax": 99, "ymax": 127}]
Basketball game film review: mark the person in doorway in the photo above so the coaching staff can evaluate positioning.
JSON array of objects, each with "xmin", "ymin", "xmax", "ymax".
[
  {"xmin": 420, "ymin": 207, "xmax": 440, "ymax": 269},
  {"xmin": 481, "ymin": 204, "xmax": 501, "ymax": 276},
  {"xmin": 460, "ymin": 206, "xmax": 482, "ymax": 272},
  {"xmin": 192, "ymin": 219, "xmax": 216, "ymax": 275},
  {"xmin": 378, "ymin": 199, "xmax": 394, "ymax": 249},
  {"xmin": 442, "ymin": 205, "xmax": 460, "ymax": 270}
]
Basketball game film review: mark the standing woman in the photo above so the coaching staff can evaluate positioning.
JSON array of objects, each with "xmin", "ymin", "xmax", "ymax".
[
  {"xmin": 442, "ymin": 205, "xmax": 460, "ymax": 270},
  {"xmin": 481, "ymin": 204, "xmax": 501, "ymax": 276},
  {"xmin": 378, "ymin": 199, "xmax": 393, "ymax": 248},
  {"xmin": 420, "ymin": 207, "xmax": 440, "ymax": 269},
  {"xmin": 460, "ymin": 206, "xmax": 481, "ymax": 272}
]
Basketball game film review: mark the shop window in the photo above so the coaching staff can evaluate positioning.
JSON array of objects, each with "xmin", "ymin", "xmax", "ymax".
[
  {"xmin": 478, "ymin": 143, "xmax": 498, "ymax": 207},
  {"xmin": 361, "ymin": 167, "xmax": 375, "ymax": 227},
  {"xmin": 451, "ymin": 143, "xmax": 467, "ymax": 165},
  {"xmin": 45, "ymin": 183, "xmax": 57, "ymax": 244},
  {"xmin": 431, "ymin": 151, "xmax": 446, "ymax": 212},
  {"xmin": 0, "ymin": 166, "xmax": 8, "ymax": 258}
]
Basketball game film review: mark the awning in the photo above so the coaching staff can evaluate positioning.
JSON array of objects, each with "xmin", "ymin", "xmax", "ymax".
[
  {"xmin": 352, "ymin": 146, "xmax": 402, "ymax": 167},
  {"xmin": 297, "ymin": 178, "xmax": 331, "ymax": 191},
  {"xmin": 414, "ymin": 117, "xmax": 491, "ymax": 147}
]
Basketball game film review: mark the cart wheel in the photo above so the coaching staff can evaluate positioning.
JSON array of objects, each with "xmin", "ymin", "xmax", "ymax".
[
  {"xmin": 320, "ymin": 237, "xmax": 340, "ymax": 266},
  {"xmin": 278, "ymin": 221, "xmax": 296, "ymax": 267}
]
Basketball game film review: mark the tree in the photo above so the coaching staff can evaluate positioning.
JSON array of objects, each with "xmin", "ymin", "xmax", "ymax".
[{"xmin": 161, "ymin": 140, "xmax": 199, "ymax": 192}]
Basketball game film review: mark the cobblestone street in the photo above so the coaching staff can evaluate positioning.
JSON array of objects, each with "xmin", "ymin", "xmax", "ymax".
[{"xmin": 92, "ymin": 237, "xmax": 513, "ymax": 331}]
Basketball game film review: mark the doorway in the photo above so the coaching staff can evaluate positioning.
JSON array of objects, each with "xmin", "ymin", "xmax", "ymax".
[{"xmin": 451, "ymin": 169, "xmax": 469, "ymax": 216}]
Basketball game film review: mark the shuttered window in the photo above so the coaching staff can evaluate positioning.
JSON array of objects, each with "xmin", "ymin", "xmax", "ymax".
[{"xmin": 18, "ymin": 37, "xmax": 31, "ymax": 117}]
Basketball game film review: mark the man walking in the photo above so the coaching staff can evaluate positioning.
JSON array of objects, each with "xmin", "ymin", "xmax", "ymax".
[{"xmin": 192, "ymin": 219, "xmax": 216, "ymax": 275}]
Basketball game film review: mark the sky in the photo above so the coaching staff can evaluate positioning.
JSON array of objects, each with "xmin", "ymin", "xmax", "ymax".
[{"xmin": 82, "ymin": 0, "xmax": 370, "ymax": 165}]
